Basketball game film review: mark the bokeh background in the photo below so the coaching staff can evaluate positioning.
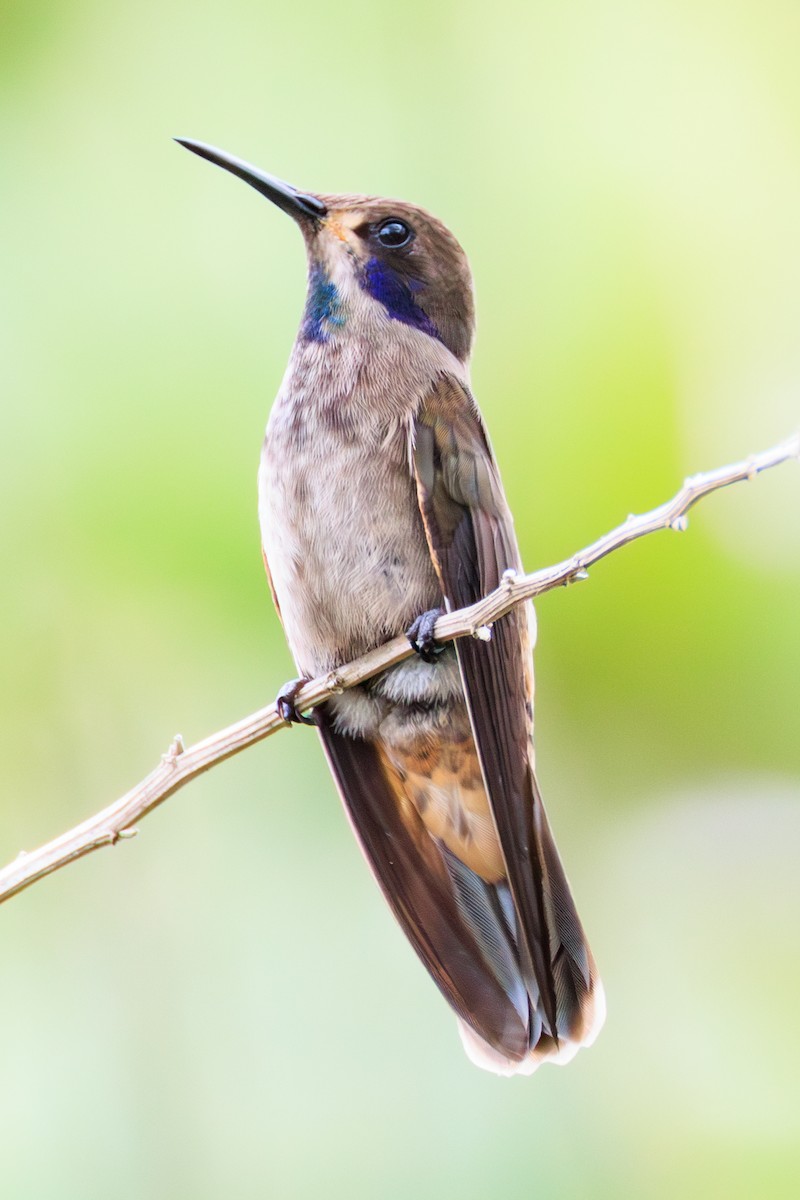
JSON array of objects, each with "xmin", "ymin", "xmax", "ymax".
[{"xmin": 2, "ymin": 1, "xmax": 799, "ymax": 1197}]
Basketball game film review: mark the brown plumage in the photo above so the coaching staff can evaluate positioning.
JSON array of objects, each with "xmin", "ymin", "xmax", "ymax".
[{"xmin": 178, "ymin": 139, "xmax": 605, "ymax": 1074}]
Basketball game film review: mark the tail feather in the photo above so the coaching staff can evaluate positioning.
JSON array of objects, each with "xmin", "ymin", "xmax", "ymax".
[
  {"xmin": 445, "ymin": 820, "xmax": 604, "ymax": 1075},
  {"xmin": 317, "ymin": 706, "xmax": 604, "ymax": 1075},
  {"xmin": 440, "ymin": 846, "xmax": 529, "ymax": 1028}
]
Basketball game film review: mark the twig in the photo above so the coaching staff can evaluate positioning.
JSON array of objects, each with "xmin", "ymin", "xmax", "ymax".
[{"xmin": 1, "ymin": 433, "xmax": 797, "ymax": 905}]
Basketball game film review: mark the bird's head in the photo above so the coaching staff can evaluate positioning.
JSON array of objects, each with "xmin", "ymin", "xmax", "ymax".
[{"xmin": 177, "ymin": 139, "xmax": 475, "ymax": 363}]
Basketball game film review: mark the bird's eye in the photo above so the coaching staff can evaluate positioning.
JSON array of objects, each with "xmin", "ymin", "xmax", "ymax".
[{"xmin": 376, "ymin": 219, "xmax": 413, "ymax": 249}]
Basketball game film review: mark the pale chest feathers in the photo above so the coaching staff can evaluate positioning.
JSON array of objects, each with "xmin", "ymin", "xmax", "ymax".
[
  {"xmin": 259, "ymin": 327, "xmax": 469, "ymax": 674},
  {"xmin": 259, "ymin": 396, "xmax": 433, "ymax": 674}
]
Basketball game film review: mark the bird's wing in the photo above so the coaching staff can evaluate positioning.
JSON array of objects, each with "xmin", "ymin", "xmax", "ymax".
[
  {"xmin": 410, "ymin": 373, "xmax": 597, "ymax": 1045},
  {"xmin": 261, "ymin": 547, "xmax": 283, "ymax": 621}
]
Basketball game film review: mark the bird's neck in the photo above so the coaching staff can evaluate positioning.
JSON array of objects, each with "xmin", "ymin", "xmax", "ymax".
[
  {"xmin": 299, "ymin": 258, "xmax": 444, "ymax": 350},
  {"xmin": 301, "ymin": 263, "xmax": 347, "ymax": 343},
  {"xmin": 275, "ymin": 300, "xmax": 470, "ymax": 436}
]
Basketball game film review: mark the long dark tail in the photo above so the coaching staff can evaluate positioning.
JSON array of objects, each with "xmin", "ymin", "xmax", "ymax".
[{"xmin": 317, "ymin": 710, "xmax": 605, "ymax": 1074}]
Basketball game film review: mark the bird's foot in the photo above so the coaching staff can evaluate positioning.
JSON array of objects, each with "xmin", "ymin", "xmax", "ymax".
[
  {"xmin": 276, "ymin": 677, "xmax": 317, "ymax": 726},
  {"xmin": 406, "ymin": 607, "xmax": 445, "ymax": 664}
]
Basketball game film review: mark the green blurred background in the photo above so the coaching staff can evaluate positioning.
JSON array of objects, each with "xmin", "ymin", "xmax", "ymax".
[{"xmin": 2, "ymin": 1, "xmax": 799, "ymax": 1196}]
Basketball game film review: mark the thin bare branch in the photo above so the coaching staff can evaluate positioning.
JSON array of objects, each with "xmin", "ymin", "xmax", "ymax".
[{"xmin": 1, "ymin": 432, "xmax": 797, "ymax": 905}]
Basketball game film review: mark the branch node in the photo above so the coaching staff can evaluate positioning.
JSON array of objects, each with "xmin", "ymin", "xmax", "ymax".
[
  {"xmin": 324, "ymin": 672, "xmax": 346, "ymax": 696},
  {"xmin": 568, "ymin": 567, "xmax": 590, "ymax": 584},
  {"xmin": 162, "ymin": 734, "xmax": 185, "ymax": 767},
  {"xmin": 472, "ymin": 624, "xmax": 493, "ymax": 642},
  {"xmin": 116, "ymin": 827, "xmax": 138, "ymax": 841},
  {"xmin": 670, "ymin": 515, "xmax": 689, "ymax": 532},
  {"xmin": 501, "ymin": 568, "xmax": 519, "ymax": 590}
]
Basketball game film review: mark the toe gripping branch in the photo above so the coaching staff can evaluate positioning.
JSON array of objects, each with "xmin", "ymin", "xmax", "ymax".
[
  {"xmin": 278, "ymin": 608, "xmax": 447, "ymax": 726},
  {"xmin": 276, "ymin": 677, "xmax": 317, "ymax": 726},
  {"xmin": 406, "ymin": 607, "xmax": 445, "ymax": 664}
]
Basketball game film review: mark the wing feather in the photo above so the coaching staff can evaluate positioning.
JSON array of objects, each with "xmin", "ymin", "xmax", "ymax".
[{"xmin": 411, "ymin": 374, "xmax": 599, "ymax": 1046}]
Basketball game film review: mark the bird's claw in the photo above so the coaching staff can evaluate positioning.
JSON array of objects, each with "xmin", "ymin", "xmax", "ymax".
[
  {"xmin": 406, "ymin": 607, "xmax": 445, "ymax": 664},
  {"xmin": 276, "ymin": 677, "xmax": 317, "ymax": 726}
]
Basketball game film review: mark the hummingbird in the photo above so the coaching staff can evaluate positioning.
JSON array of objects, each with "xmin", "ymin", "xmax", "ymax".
[{"xmin": 177, "ymin": 138, "xmax": 605, "ymax": 1074}]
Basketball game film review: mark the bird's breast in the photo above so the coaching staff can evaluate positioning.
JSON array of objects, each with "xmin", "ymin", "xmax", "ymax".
[{"xmin": 259, "ymin": 391, "xmax": 440, "ymax": 675}]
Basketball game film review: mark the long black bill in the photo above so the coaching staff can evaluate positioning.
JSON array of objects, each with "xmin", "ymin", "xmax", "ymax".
[{"xmin": 175, "ymin": 138, "xmax": 327, "ymax": 220}]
